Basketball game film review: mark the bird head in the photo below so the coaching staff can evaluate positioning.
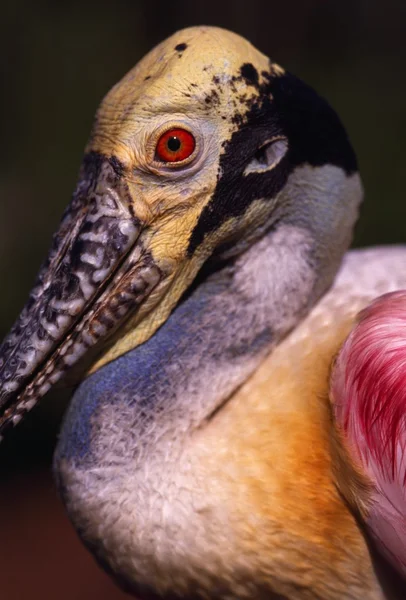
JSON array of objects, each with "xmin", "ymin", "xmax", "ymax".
[{"xmin": 0, "ymin": 26, "xmax": 362, "ymax": 436}]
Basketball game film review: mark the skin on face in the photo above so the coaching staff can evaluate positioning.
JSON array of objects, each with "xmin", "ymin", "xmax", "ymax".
[
  {"xmin": 86, "ymin": 27, "xmax": 285, "ymax": 368},
  {"xmin": 0, "ymin": 27, "xmax": 288, "ymax": 431}
]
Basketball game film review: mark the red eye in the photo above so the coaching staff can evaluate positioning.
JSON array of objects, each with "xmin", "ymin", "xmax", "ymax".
[{"xmin": 155, "ymin": 128, "xmax": 196, "ymax": 163}]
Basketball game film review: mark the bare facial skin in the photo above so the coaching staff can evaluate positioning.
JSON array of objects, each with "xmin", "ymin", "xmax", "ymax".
[{"xmin": 0, "ymin": 28, "xmax": 285, "ymax": 433}]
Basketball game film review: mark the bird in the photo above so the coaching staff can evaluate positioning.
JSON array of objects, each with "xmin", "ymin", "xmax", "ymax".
[{"xmin": 0, "ymin": 25, "xmax": 405, "ymax": 600}]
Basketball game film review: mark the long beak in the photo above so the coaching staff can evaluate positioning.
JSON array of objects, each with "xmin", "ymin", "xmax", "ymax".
[{"xmin": 0, "ymin": 152, "xmax": 161, "ymax": 437}]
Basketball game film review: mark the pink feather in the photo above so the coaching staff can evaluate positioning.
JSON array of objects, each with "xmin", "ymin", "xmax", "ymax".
[{"xmin": 331, "ymin": 291, "xmax": 406, "ymax": 577}]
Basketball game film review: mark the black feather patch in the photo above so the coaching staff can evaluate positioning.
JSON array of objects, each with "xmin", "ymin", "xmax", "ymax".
[{"xmin": 187, "ymin": 66, "xmax": 357, "ymax": 254}]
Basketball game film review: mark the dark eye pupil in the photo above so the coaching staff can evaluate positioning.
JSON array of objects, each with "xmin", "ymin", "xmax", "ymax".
[{"xmin": 167, "ymin": 136, "xmax": 181, "ymax": 152}]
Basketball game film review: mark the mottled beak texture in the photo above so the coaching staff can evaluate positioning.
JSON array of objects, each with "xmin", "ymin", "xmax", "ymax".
[{"xmin": 0, "ymin": 154, "xmax": 161, "ymax": 434}]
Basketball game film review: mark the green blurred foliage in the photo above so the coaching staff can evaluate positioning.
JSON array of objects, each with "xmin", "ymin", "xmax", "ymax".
[{"xmin": 0, "ymin": 0, "xmax": 405, "ymax": 465}]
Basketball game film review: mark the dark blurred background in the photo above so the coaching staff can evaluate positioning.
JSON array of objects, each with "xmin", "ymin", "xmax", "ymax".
[{"xmin": 0, "ymin": 1, "xmax": 405, "ymax": 598}]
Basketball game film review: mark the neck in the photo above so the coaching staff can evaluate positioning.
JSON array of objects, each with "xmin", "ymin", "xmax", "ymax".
[
  {"xmin": 54, "ymin": 221, "xmax": 320, "ymax": 596},
  {"xmin": 56, "ymin": 224, "xmax": 316, "ymax": 469},
  {"xmin": 56, "ymin": 166, "xmax": 360, "ymax": 470},
  {"xmin": 53, "ymin": 166, "xmax": 361, "ymax": 597}
]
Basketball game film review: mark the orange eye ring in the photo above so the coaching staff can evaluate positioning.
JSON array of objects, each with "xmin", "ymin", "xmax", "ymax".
[{"xmin": 155, "ymin": 128, "xmax": 196, "ymax": 163}]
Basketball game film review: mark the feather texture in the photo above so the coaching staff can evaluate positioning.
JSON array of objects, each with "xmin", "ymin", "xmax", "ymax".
[{"xmin": 332, "ymin": 290, "xmax": 406, "ymax": 577}]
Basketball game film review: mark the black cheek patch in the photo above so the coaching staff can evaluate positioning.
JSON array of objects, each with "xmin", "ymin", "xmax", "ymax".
[
  {"xmin": 187, "ymin": 68, "xmax": 357, "ymax": 255},
  {"xmin": 271, "ymin": 72, "xmax": 358, "ymax": 174}
]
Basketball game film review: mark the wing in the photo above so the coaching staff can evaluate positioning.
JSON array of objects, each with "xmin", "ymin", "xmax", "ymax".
[{"xmin": 331, "ymin": 272, "xmax": 406, "ymax": 579}]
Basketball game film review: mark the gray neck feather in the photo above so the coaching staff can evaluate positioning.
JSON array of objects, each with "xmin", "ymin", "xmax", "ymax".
[{"xmin": 55, "ymin": 166, "xmax": 361, "ymax": 471}]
